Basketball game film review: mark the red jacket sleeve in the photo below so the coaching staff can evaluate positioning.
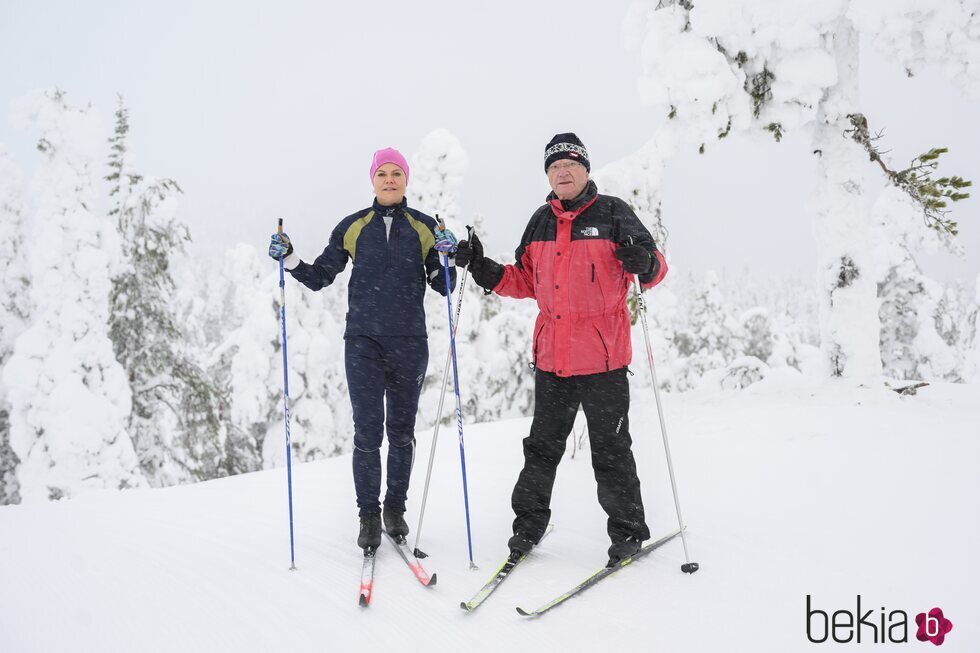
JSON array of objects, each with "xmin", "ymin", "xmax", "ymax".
[{"xmin": 493, "ymin": 247, "xmax": 535, "ymax": 298}]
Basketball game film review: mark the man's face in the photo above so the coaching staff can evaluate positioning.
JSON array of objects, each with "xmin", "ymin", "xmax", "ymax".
[
  {"xmin": 373, "ymin": 163, "xmax": 407, "ymax": 206},
  {"xmin": 547, "ymin": 160, "xmax": 589, "ymax": 201}
]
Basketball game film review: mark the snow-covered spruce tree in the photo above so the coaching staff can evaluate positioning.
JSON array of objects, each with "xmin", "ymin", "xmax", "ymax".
[
  {"xmin": 0, "ymin": 146, "xmax": 30, "ymax": 504},
  {"xmin": 406, "ymin": 131, "xmax": 538, "ymax": 426},
  {"xmin": 871, "ymin": 187, "xmax": 962, "ymax": 382},
  {"xmin": 592, "ymin": 137, "xmax": 670, "ymax": 249},
  {"xmin": 624, "ymin": 0, "xmax": 976, "ymax": 381},
  {"xmin": 973, "ymin": 275, "xmax": 980, "ymax": 382},
  {"xmin": 2, "ymin": 88, "xmax": 143, "ymax": 501},
  {"xmin": 106, "ymin": 99, "xmax": 231, "ymax": 486},
  {"xmin": 408, "ymin": 128, "xmax": 468, "ymax": 228},
  {"xmin": 740, "ymin": 307, "xmax": 774, "ymax": 362},
  {"xmin": 671, "ymin": 270, "xmax": 740, "ymax": 390},
  {"xmin": 410, "ymin": 129, "xmax": 473, "ymax": 427},
  {"xmin": 207, "ymin": 245, "xmax": 276, "ymax": 470},
  {"xmin": 454, "ymin": 214, "xmax": 539, "ymax": 424},
  {"xmin": 263, "ymin": 266, "xmax": 350, "ymax": 468}
]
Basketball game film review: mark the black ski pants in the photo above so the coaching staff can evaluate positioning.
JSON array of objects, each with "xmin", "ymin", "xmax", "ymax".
[
  {"xmin": 512, "ymin": 367, "xmax": 651, "ymax": 545},
  {"xmin": 346, "ymin": 335, "xmax": 428, "ymax": 516}
]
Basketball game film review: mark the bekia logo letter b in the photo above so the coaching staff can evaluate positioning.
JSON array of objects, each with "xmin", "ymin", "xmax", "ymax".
[{"xmin": 915, "ymin": 608, "xmax": 953, "ymax": 646}]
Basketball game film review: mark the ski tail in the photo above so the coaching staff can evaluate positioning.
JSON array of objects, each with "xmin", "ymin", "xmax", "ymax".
[
  {"xmin": 515, "ymin": 527, "xmax": 684, "ymax": 618},
  {"xmin": 383, "ymin": 530, "xmax": 437, "ymax": 587},
  {"xmin": 359, "ymin": 548, "xmax": 377, "ymax": 607}
]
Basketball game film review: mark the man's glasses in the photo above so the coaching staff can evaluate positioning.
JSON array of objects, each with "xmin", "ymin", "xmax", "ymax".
[{"xmin": 547, "ymin": 160, "xmax": 584, "ymax": 174}]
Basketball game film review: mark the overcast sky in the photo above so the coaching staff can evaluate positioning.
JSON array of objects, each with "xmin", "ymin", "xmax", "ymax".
[{"xmin": 2, "ymin": 0, "xmax": 978, "ymax": 285}]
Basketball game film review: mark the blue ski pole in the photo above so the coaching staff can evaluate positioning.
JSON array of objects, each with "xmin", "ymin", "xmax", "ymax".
[
  {"xmin": 277, "ymin": 218, "xmax": 297, "ymax": 571},
  {"xmin": 413, "ymin": 226, "xmax": 472, "ymax": 560},
  {"xmin": 438, "ymin": 221, "xmax": 477, "ymax": 570}
]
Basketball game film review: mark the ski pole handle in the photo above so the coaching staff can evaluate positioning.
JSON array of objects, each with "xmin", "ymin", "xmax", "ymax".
[{"xmin": 278, "ymin": 218, "xmax": 283, "ymax": 235}]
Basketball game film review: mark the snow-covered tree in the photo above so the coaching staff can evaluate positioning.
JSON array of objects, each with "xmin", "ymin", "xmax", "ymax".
[
  {"xmin": 740, "ymin": 307, "xmax": 774, "ymax": 362},
  {"xmin": 670, "ymin": 271, "xmax": 740, "ymax": 390},
  {"xmin": 264, "ymin": 268, "xmax": 351, "ymax": 467},
  {"xmin": 105, "ymin": 99, "xmax": 230, "ymax": 486},
  {"xmin": 2, "ymin": 88, "xmax": 143, "ymax": 501},
  {"xmin": 450, "ymin": 213, "xmax": 538, "ymax": 425},
  {"xmin": 206, "ymin": 245, "xmax": 277, "ymax": 470},
  {"xmin": 0, "ymin": 145, "xmax": 29, "ymax": 504},
  {"xmin": 623, "ymin": 0, "xmax": 977, "ymax": 381},
  {"xmin": 972, "ymin": 275, "xmax": 980, "ymax": 383},
  {"xmin": 593, "ymin": 137, "xmax": 670, "ymax": 247},
  {"xmin": 872, "ymin": 187, "xmax": 966, "ymax": 381},
  {"xmin": 408, "ymin": 128, "xmax": 468, "ymax": 227},
  {"xmin": 405, "ymin": 131, "xmax": 538, "ymax": 429}
]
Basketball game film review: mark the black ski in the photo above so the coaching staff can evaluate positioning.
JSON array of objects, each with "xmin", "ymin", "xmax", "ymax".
[
  {"xmin": 460, "ymin": 524, "xmax": 554, "ymax": 613},
  {"xmin": 515, "ymin": 527, "xmax": 683, "ymax": 617},
  {"xmin": 383, "ymin": 530, "xmax": 437, "ymax": 587}
]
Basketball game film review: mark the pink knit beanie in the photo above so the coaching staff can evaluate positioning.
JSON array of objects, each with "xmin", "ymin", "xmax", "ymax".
[{"xmin": 370, "ymin": 147, "xmax": 410, "ymax": 183}]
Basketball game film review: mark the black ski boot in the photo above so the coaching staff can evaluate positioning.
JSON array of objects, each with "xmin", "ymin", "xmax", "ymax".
[
  {"xmin": 358, "ymin": 512, "xmax": 382, "ymax": 551},
  {"xmin": 383, "ymin": 506, "xmax": 409, "ymax": 539},
  {"xmin": 606, "ymin": 535, "xmax": 642, "ymax": 567},
  {"xmin": 507, "ymin": 532, "xmax": 537, "ymax": 558}
]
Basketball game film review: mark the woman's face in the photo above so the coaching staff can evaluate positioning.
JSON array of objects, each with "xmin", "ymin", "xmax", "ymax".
[{"xmin": 373, "ymin": 163, "xmax": 407, "ymax": 206}]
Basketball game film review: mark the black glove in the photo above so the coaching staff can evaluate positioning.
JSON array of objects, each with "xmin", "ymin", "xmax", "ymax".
[
  {"xmin": 614, "ymin": 243, "xmax": 653, "ymax": 275},
  {"xmin": 454, "ymin": 232, "xmax": 483, "ymax": 269},
  {"xmin": 455, "ymin": 232, "xmax": 503, "ymax": 290}
]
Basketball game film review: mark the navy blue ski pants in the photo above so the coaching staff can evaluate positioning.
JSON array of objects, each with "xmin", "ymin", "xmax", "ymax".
[{"xmin": 346, "ymin": 335, "xmax": 428, "ymax": 516}]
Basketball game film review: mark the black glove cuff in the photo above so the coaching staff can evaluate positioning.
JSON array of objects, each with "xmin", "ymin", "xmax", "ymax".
[
  {"xmin": 638, "ymin": 252, "xmax": 659, "ymax": 284},
  {"xmin": 472, "ymin": 257, "xmax": 504, "ymax": 291}
]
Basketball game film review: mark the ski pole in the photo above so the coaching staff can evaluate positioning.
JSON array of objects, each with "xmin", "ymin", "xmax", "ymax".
[
  {"xmin": 632, "ymin": 270, "xmax": 699, "ymax": 575},
  {"xmin": 436, "ymin": 222, "xmax": 478, "ymax": 569},
  {"xmin": 413, "ymin": 226, "xmax": 472, "ymax": 560},
  {"xmin": 277, "ymin": 218, "xmax": 297, "ymax": 571}
]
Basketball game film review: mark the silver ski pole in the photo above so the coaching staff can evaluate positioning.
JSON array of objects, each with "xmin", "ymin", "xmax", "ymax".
[
  {"xmin": 633, "ymin": 276, "xmax": 699, "ymax": 574},
  {"xmin": 412, "ymin": 226, "xmax": 472, "ymax": 559}
]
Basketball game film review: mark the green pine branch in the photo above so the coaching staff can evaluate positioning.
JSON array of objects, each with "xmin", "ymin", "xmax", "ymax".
[{"xmin": 845, "ymin": 113, "xmax": 972, "ymax": 237}]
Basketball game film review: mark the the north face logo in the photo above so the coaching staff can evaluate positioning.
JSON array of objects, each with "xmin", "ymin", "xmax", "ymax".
[{"xmin": 581, "ymin": 227, "xmax": 599, "ymax": 237}]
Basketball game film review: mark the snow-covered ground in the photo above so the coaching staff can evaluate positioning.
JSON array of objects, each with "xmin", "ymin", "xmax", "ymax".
[{"xmin": 1, "ymin": 378, "xmax": 977, "ymax": 652}]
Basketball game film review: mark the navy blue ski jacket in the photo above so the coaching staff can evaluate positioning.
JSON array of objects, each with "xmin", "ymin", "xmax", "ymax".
[{"xmin": 287, "ymin": 198, "xmax": 455, "ymax": 337}]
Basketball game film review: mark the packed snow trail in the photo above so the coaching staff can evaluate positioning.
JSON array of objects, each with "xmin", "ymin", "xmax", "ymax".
[{"xmin": 1, "ymin": 379, "xmax": 978, "ymax": 652}]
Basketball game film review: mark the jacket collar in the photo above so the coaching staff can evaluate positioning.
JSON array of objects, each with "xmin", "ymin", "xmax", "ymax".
[
  {"xmin": 373, "ymin": 197, "xmax": 408, "ymax": 216},
  {"xmin": 547, "ymin": 179, "xmax": 598, "ymax": 219}
]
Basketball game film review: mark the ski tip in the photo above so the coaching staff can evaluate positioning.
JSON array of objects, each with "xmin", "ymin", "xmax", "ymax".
[
  {"xmin": 428, "ymin": 573, "xmax": 438, "ymax": 587},
  {"xmin": 359, "ymin": 594, "xmax": 369, "ymax": 608},
  {"xmin": 460, "ymin": 601, "xmax": 472, "ymax": 612},
  {"xmin": 516, "ymin": 607, "xmax": 534, "ymax": 617}
]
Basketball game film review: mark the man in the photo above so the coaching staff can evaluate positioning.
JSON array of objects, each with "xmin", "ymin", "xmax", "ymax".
[
  {"xmin": 455, "ymin": 133, "xmax": 667, "ymax": 566},
  {"xmin": 268, "ymin": 147, "xmax": 456, "ymax": 552}
]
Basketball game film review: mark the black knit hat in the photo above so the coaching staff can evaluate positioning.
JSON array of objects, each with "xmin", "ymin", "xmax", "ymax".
[{"xmin": 544, "ymin": 132, "xmax": 590, "ymax": 173}]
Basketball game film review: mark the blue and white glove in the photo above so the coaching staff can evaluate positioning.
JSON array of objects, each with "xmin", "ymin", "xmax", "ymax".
[
  {"xmin": 268, "ymin": 232, "xmax": 293, "ymax": 261},
  {"xmin": 434, "ymin": 225, "xmax": 458, "ymax": 254}
]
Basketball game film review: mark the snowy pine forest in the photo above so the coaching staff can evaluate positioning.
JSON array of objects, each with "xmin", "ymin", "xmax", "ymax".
[{"xmin": 2, "ymin": 0, "xmax": 980, "ymax": 508}]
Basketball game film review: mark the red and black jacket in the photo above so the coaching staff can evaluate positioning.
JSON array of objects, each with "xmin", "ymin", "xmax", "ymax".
[{"xmin": 493, "ymin": 180, "xmax": 667, "ymax": 377}]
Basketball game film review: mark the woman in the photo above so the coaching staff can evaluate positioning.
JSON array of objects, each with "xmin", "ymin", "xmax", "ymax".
[{"xmin": 268, "ymin": 147, "xmax": 456, "ymax": 552}]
